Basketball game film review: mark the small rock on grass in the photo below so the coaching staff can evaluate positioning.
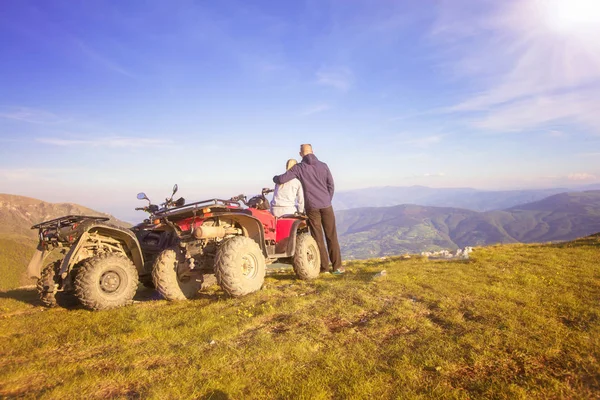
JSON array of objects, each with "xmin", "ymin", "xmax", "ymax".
[{"xmin": 372, "ymin": 270, "xmax": 387, "ymax": 279}]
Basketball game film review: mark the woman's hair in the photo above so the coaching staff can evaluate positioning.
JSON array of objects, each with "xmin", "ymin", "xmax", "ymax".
[
  {"xmin": 286, "ymin": 159, "xmax": 297, "ymax": 170},
  {"xmin": 278, "ymin": 159, "xmax": 298, "ymax": 189}
]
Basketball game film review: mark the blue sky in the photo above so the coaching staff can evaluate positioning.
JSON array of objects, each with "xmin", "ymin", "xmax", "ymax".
[{"xmin": 1, "ymin": 0, "xmax": 599, "ymax": 221}]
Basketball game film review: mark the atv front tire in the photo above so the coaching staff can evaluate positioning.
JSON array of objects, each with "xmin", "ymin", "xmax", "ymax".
[
  {"xmin": 36, "ymin": 261, "xmax": 78, "ymax": 308},
  {"xmin": 215, "ymin": 236, "xmax": 266, "ymax": 297},
  {"xmin": 293, "ymin": 233, "xmax": 321, "ymax": 280},
  {"xmin": 152, "ymin": 247, "xmax": 205, "ymax": 301},
  {"xmin": 75, "ymin": 253, "xmax": 139, "ymax": 311}
]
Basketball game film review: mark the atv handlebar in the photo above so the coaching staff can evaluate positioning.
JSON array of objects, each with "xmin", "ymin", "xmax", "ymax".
[
  {"xmin": 140, "ymin": 187, "xmax": 274, "ymax": 217},
  {"xmin": 135, "ymin": 204, "xmax": 161, "ymax": 214},
  {"xmin": 136, "ymin": 185, "xmax": 184, "ymax": 215},
  {"xmin": 229, "ymin": 194, "xmax": 247, "ymax": 204},
  {"xmin": 229, "ymin": 189, "xmax": 274, "ymax": 207}
]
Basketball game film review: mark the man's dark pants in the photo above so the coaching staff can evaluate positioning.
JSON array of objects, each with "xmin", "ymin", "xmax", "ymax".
[{"xmin": 306, "ymin": 206, "xmax": 342, "ymax": 272}]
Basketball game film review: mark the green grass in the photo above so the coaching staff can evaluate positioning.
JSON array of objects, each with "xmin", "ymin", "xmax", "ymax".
[
  {"xmin": 1, "ymin": 235, "xmax": 599, "ymax": 399},
  {"xmin": 0, "ymin": 235, "xmax": 37, "ymax": 290}
]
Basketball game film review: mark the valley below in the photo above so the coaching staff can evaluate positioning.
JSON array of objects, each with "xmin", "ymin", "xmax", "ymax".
[{"xmin": 337, "ymin": 190, "xmax": 600, "ymax": 259}]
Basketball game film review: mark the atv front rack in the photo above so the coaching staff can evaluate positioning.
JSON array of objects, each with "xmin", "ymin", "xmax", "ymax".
[{"xmin": 154, "ymin": 198, "xmax": 244, "ymax": 218}]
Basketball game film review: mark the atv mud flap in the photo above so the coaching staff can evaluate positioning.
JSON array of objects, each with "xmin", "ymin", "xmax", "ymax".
[{"xmin": 26, "ymin": 246, "xmax": 46, "ymax": 279}]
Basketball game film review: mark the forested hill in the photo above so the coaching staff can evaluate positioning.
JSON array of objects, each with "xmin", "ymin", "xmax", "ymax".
[{"xmin": 337, "ymin": 190, "xmax": 600, "ymax": 259}]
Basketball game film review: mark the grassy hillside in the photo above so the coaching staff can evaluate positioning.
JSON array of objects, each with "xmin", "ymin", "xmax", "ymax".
[
  {"xmin": 338, "ymin": 190, "xmax": 600, "ymax": 259},
  {"xmin": 0, "ymin": 236, "xmax": 37, "ymax": 290},
  {"xmin": 1, "ymin": 236, "xmax": 598, "ymax": 399}
]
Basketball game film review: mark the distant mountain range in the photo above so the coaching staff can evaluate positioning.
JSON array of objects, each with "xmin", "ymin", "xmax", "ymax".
[
  {"xmin": 337, "ymin": 190, "xmax": 600, "ymax": 259},
  {"xmin": 333, "ymin": 184, "xmax": 600, "ymax": 212},
  {"xmin": 0, "ymin": 194, "xmax": 128, "ymax": 290},
  {"xmin": 2, "ymin": 190, "xmax": 600, "ymax": 288},
  {"xmin": 0, "ymin": 194, "xmax": 129, "ymax": 239}
]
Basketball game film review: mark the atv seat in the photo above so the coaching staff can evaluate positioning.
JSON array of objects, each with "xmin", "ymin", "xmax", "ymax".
[{"xmin": 278, "ymin": 212, "xmax": 308, "ymax": 219}]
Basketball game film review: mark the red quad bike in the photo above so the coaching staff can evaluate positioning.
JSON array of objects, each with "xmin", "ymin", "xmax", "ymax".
[{"xmin": 149, "ymin": 188, "xmax": 321, "ymax": 300}]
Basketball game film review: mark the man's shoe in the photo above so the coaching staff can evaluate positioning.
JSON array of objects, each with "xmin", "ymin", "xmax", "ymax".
[{"xmin": 332, "ymin": 268, "xmax": 346, "ymax": 275}]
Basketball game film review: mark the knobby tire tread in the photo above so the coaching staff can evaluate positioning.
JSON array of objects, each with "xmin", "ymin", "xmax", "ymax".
[
  {"xmin": 214, "ymin": 236, "xmax": 265, "ymax": 297},
  {"xmin": 293, "ymin": 233, "xmax": 321, "ymax": 280},
  {"xmin": 152, "ymin": 248, "xmax": 204, "ymax": 301},
  {"xmin": 74, "ymin": 253, "xmax": 138, "ymax": 311},
  {"xmin": 36, "ymin": 261, "xmax": 61, "ymax": 308}
]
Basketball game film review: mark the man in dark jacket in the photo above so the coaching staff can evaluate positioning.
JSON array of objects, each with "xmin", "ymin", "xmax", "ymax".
[{"xmin": 273, "ymin": 144, "xmax": 343, "ymax": 274}]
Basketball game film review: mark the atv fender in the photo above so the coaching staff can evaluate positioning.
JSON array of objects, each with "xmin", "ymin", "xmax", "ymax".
[
  {"xmin": 26, "ymin": 244, "xmax": 46, "ymax": 279},
  {"xmin": 217, "ymin": 214, "xmax": 268, "ymax": 257},
  {"xmin": 275, "ymin": 219, "xmax": 307, "ymax": 256},
  {"xmin": 287, "ymin": 219, "xmax": 308, "ymax": 256},
  {"xmin": 59, "ymin": 224, "xmax": 145, "ymax": 278}
]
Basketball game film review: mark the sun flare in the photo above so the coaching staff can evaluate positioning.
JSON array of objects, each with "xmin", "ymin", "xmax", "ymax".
[{"xmin": 538, "ymin": 0, "xmax": 600, "ymax": 35}]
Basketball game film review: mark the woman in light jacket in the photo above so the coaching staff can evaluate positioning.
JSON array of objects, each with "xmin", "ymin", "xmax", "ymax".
[{"xmin": 270, "ymin": 159, "xmax": 304, "ymax": 217}]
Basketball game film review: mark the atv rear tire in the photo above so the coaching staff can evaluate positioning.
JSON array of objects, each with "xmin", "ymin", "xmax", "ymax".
[
  {"xmin": 215, "ymin": 236, "xmax": 266, "ymax": 297},
  {"xmin": 293, "ymin": 233, "xmax": 321, "ymax": 280},
  {"xmin": 152, "ymin": 247, "xmax": 205, "ymax": 301},
  {"xmin": 75, "ymin": 253, "xmax": 139, "ymax": 311},
  {"xmin": 36, "ymin": 261, "xmax": 78, "ymax": 308}
]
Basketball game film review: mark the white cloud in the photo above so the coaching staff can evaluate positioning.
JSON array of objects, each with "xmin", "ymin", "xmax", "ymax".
[
  {"xmin": 0, "ymin": 167, "xmax": 69, "ymax": 182},
  {"xmin": 36, "ymin": 136, "xmax": 173, "ymax": 148},
  {"xmin": 568, "ymin": 172, "xmax": 596, "ymax": 181},
  {"xmin": 300, "ymin": 103, "xmax": 331, "ymax": 116},
  {"xmin": 316, "ymin": 66, "xmax": 354, "ymax": 91},
  {"xmin": 388, "ymin": 109, "xmax": 436, "ymax": 122},
  {"xmin": 256, "ymin": 60, "xmax": 285, "ymax": 73},
  {"xmin": 470, "ymin": 90, "xmax": 600, "ymax": 132},
  {"xmin": 434, "ymin": 0, "xmax": 600, "ymax": 132},
  {"xmin": 422, "ymin": 172, "xmax": 446, "ymax": 178},
  {"xmin": 403, "ymin": 135, "xmax": 443, "ymax": 148},
  {"xmin": 75, "ymin": 39, "xmax": 135, "ymax": 78},
  {"xmin": 548, "ymin": 130, "xmax": 565, "ymax": 137},
  {"xmin": 0, "ymin": 107, "xmax": 64, "ymax": 124}
]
